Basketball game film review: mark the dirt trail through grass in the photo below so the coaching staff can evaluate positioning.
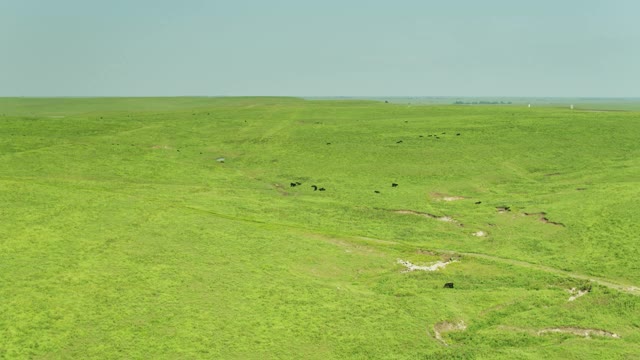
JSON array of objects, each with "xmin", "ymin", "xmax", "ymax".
[
  {"xmin": 182, "ymin": 205, "xmax": 640, "ymax": 297},
  {"xmin": 437, "ymin": 250, "xmax": 640, "ymax": 296}
]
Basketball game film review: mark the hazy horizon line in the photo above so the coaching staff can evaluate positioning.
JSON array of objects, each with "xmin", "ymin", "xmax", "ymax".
[{"xmin": 2, "ymin": 95, "xmax": 640, "ymax": 100}]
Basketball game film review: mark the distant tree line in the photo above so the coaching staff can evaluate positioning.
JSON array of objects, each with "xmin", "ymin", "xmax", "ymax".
[{"xmin": 454, "ymin": 100, "xmax": 512, "ymax": 105}]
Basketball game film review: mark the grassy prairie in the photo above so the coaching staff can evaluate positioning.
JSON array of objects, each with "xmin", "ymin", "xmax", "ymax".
[{"xmin": 1, "ymin": 97, "xmax": 639, "ymax": 359}]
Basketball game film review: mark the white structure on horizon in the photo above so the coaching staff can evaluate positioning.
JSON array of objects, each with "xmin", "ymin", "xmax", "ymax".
[
  {"xmin": 570, "ymin": 104, "xmax": 574, "ymax": 110},
  {"xmin": 528, "ymin": 104, "xmax": 531, "ymax": 108}
]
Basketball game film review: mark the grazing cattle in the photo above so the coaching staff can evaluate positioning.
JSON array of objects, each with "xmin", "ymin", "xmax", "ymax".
[
  {"xmin": 443, "ymin": 282, "xmax": 454, "ymax": 289},
  {"xmin": 419, "ymin": 135, "xmax": 423, "ymax": 137},
  {"xmin": 396, "ymin": 140, "xmax": 403, "ymax": 144},
  {"xmin": 456, "ymin": 133, "xmax": 461, "ymax": 136},
  {"xmin": 290, "ymin": 183, "xmax": 297, "ymax": 187},
  {"xmin": 311, "ymin": 185, "xmax": 318, "ymax": 191},
  {"xmin": 441, "ymin": 132, "xmax": 446, "ymax": 134},
  {"xmin": 392, "ymin": 183, "xmax": 398, "ymax": 187},
  {"xmin": 385, "ymin": 100, "xmax": 389, "ymax": 103},
  {"xmin": 326, "ymin": 142, "xmax": 331, "ymax": 145},
  {"xmin": 319, "ymin": 187, "xmax": 326, "ymax": 191},
  {"xmin": 475, "ymin": 201, "xmax": 482, "ymax": 205},
  {"xmin": 374, "ymin": 190, "xmax": 380, "ymax": 193}
]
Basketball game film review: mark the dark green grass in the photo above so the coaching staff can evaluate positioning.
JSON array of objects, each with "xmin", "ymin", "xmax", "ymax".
[{"xmin": 1, "ymin": 97, "xmax": 639, "ymax": 358}]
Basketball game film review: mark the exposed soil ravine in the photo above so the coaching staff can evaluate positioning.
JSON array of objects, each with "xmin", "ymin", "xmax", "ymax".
[
  {"xmin": 392, "ymin": 209, "xmax": 463, "ymax": 227},
  {"xmin": 497, "ymin": 209, "xmax": 565, "ymax": 227},
  {"xmin": 499, "ymin": 325, "xmax": 620, "ymax": 339},
  {"xmin": 397, "ymin": 259, "xmax": 457, "ymax": 272},
  {"xmin": 538, "ymin": 327, "xmax": 620, "ymax": 338},
  {"xmin": 523, "ymin": 212, "xmax": 565, "ymax": 227},
  {"xmin": 568, "ymin": 287, "xmax": 589, "ymax": 302}
]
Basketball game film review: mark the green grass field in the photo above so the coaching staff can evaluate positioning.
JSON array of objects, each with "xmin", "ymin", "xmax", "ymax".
[{"xmin": 1, "ymin": 97, "xmax": 639, "ymax": 359}]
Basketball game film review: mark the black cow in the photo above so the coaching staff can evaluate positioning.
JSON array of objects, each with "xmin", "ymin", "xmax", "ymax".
[
  {"xmin": 290, "ymin": 183, "xmax": 297, "ymax": 187},
  {"xmin": 374, "ymin": 190, "xmax": 380, "ymax": 193},
  {"xmin": 319, "ymin": 187, "xmax": 326, "ymax": 191},
  {"xmin": 443, "ymin": 282, "xmax": 454, "ymax": 289},
  {"xmin": 456, "ymin": 133, "xmax": 461, "ymax": 136},
  {"xmin": 475, "ymin": 201, "xmax": 482, "ymax": 205},
  {"xmin": 311, "ymin": 185, "xmax": 318, "ymax": 191},
  {"xmin": 392, "ymin": 183, "xmax": 398, "ymax": 187},
  {"xmin": 396, "ymin": 140, "xmax": 403, "ymax": 144}
]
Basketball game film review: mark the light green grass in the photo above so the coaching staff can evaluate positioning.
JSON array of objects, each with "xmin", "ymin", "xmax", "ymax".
[{"xmin": 1, "ymin": 97, "xmax": 639, "ymax": 359}]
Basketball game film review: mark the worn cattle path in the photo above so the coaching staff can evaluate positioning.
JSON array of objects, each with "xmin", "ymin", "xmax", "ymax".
[
  {"xmin": 183, "ymin": 205, "xmax": 640, "ymax": 297},
  {"xmin": 435, "ymin": 250, "xmax": 640, "ymax": 296}
]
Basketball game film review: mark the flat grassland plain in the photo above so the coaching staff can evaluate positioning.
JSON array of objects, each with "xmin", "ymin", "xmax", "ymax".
[{"xmin": 1, "ymin": 97, "xmax": 639, "ymax": 359}]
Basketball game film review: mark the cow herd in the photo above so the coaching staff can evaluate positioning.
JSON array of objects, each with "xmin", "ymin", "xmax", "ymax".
[
  {"xmin": 290, "ymin": 181, "xmax": 401, "ymax": 194},
  {"xmin": 290, "ymin": 182, "xmax": 327, "ymax": 191}
]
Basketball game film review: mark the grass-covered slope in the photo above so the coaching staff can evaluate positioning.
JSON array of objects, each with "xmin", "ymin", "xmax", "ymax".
[{"xmin": 1, "ymin": 97, "xmax": 639, "ymax": 359}]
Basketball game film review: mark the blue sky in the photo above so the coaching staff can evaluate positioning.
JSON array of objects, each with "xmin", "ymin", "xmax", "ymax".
[{"xmin": 1, "ymin": 0, "xmax": 638, "ymax": 97}]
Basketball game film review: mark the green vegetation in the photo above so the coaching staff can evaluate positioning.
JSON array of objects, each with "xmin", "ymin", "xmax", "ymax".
[{"xmin": 1, "ymin": 97, "xmax": 639, "ymax": 359}]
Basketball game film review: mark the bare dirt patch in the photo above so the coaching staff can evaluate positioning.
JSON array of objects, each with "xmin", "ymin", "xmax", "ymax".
[
  {"xmin": 432, "ymin": 321, "xmax": 467, "ymax": 346},
  {"xmin": 472, "ymin": 231, "xmax": 487, "ymax": 237},
  {"xmin": 498, "ymin": 325, "xmax": 620, "ymax": 339},
  {"xmin": 431, "ymin": 193, "xmax": 465, "ymax": 202},
  {"xmin": 538, "ymin": 327, "xmax": 620, "ymax": 338},
  {"xmin": 392, "ymin": 209, "xmax": 463, "ymax": 226},
  {"xmin": 397, "ymin": 259, "xmax": 457, "ymax": 273},
  {"xmin": 568, "ymin": 287, "xmax": 589, "ymax": 302},
  {"xmin": 271, "ymin": 183, "xmax": 291, "ymax": 196}
]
